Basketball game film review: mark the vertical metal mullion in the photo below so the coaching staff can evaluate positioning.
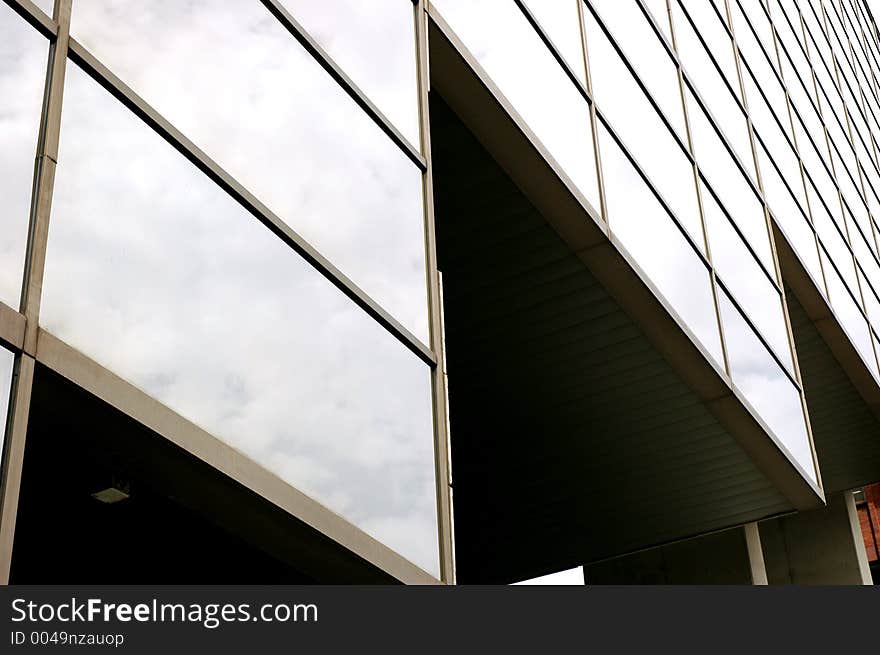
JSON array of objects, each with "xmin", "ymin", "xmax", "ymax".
[
  {"xmin": 414, "ymin": 0, "xmax": 454, "ymax": 584},
  {"xmin": 577, "ymin": 0, "xmax": 608, "ymax": 226},
  {"xmin": 730, "ymin": 0, "xmax": 823, "ymax": 488},
  {"xmin": 785, "ymin": 3, "xmax": 837, "ymax": 300},
  {"xmin": 774, "ymin": 0, "xmax": 833, "ymax": 486},
  {"xmin": 798, "ymin": 2, "xmax": 851, "ymax": 262},
  {"xmin": 0, "ymin": 355, "xmax": 35, "ymax": 584},
  {"xmin": 666, "ymin": 0, "xmax": 733, "ymax": 378},
  {"xmin": 0, "ymin": 0, "xmax": 71, "ymax": 584},
  {"xmin": 20, "ymin": 0, "xmax": 70, "ymax": 352},
  {"xmin": 733, "ymin": 0, "xmax": 811, "ymax": 391}
]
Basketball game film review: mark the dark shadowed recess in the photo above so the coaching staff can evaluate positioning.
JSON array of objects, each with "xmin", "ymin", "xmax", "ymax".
[
  {"xmin": 431, "ymin": 94, "xmax": 790, "ymax": 584},
  {"xmin": 10, "ymin": 363, "xmax": 398, "ymax": 584}
]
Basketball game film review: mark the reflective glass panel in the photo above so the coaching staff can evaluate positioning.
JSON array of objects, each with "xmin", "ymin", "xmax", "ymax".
[
  {"xmin": 686, "ymin": 91, "xmax": 775, "ymax": 272},
  {"xmin": 734, "ymin": 0, "xmax": 777, "ymax": 73},
  {"xmin": 702, "ymin": 183, "xmax": 793, "ymax": 371},
  {"xmin": 0, "ymin": 5, "xmax": 48, "ymax": 308},
  {"xmin": 598, "ymin": 122, "xmax": 724, "ymax": 367},
  {"xmin": 523, "ymin": 0, "xmax": 586, "ymax": 82},
  {"xmin": 822, "ymin": 249, "xmax": 878, "ymax": 377},
  {"xmin": 42, "ymin": 65, "xmax": 440, "ymax": 576},
  {"xmin": 70, "ymin": 0, "xmax": 430, "ymax": 342},
  {"xmin": 584, "ymin": 9, "xmax": 701, "ymax": 246},
  {"xmin": 673, "ymin": 0, "xmax": 755, "ymax": 175},
  {"xmin": 589, "ymin": 1, "xmax": 686, "ymax": 138},
  {"xmin": 431, "ymin": 0, "xmax": 600, "ymax": 209},
  {"xmin": 717, "ymin": 288, "xmax": 816, "ymax": 482},
  {"xmin": 642, "ymin": 0, "xmax": 671, "ymax": 41},
  {"xmin": 754, "ymin": 144, "xmax": 825, "ymax": 290},
  {"xmin": 860, "ymin": 270, "xmax": 880, "ymax": 331},
  {"xmin": 276, "ymin": 0, "xmax": 420, "ymax": 145}
]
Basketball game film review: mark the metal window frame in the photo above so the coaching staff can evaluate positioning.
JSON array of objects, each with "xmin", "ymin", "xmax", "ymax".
[{"xmin": 736, "ymin": 0, "xmax": 880, "ymax": 385}]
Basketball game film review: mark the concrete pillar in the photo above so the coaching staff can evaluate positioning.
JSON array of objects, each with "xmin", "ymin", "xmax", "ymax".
[
  {"xmin": 759, "ymin": 491, "xmax": 872, "ymax": 585},
  {"xmin": 585, "ymin": 524, "xmax": 762, "ymax": 584},
  {"xmin": 744, "ymin": 522, "xmax": 768, "ymax": 585}
]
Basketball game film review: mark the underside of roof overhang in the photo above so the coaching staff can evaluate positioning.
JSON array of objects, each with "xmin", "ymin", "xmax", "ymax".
[{"xmin": 427, "ymin": 9, "xmax": 823, "ymax": 584}]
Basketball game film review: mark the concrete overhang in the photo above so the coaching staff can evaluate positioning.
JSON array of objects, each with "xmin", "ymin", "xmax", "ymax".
[
  {"xmin": 427, "ymin": 7, "xmax": 823, "ymax": 583},
  {"xmin": 773, "ymin": 222, "xmax": 880, "ymax": 495}
]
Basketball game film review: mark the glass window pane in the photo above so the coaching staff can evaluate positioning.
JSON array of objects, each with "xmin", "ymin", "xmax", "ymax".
[
  {"xmin": 821, "ymin": 248, "xmax": 878, "ymax": 377},
  {"xmin": 584, "ymin": 9, "xmax": 701, "ymax": 247},
  {"xmin": 814, "ymin": 201, "xmax": 859, "ymax": 294},
  {"xmin": 800, "ymin": 138, "xmax": 846, "ymax": 233},
  {"xmin": 70, "ymin": 0, "xmax": 430, "ymax": 343},
  {"xmin": 589, "ymin": 1, "xmax": 687, "ymax": 138},
  {"xmin": 702, "ymin": 183, "xmax": 793, "ymax": 371},
  {"xmin": 598, "ymin": 122, "xmax": 724, "ymax": 367},
  {"xmin": 275, "ymin": 0, "xmax": 420, "ymax": 145},
  {"xmin": 717, "ymin": 288, "xmax": 816, "ymax": 483},
  {"xmin": 677, "ymin": 0, "xmax": 738, "ymax": 87},
  {"xmin": 431, "ymin": 0, "xmax": 600, "ymax": 209},
  {"xmin": 0, "ymin": 348, "xmax": 13, "ymax": 458},
  {"xmin": 0, "ymin": 5, "xmax": 48, "ymax": 308},
  {"xmin": 734, "ymin": 0, "xmax": 777, "ymax": 74},
  {"xmin": 522, "ymin": 0, "xmax": 586, "ymax": 82},
  {"xmin": 673, "ymin": 0, "xmax": 755, "ymax": 175},
  {"xmin": 756, "ymin": 137, "xmax": 824, "ymax": 290},
  {"xmin": 42, "ymin": 65, "xmax": 440, "ymax": 577},
  {"xmin": 32, "ymin": 0, "xmax": 53, "ymax": 17},
  {"xmin": 686, "ymin": 91, "xmax": 775, "ymax": 272},
  {"xmin": 859, "ymin": 270, "xmax": 880, "ymax": 332},
  {"xmin": 742, "ymin": 71, "xmax": 804, "ymax": 210},
  {"xmin": 754, "ymin": 144, "xmax": 824, "ymax": 292},
  {"xmin": 642, "ymin": 0, "xmax": 672, "ymax": 42},
  {"xmin": 853, "ymin": 227, "xmax": 880, "ymax": 304}
]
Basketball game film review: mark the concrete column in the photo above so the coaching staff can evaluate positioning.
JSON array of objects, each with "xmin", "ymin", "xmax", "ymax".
[
  {"xmin": 759, "ymin": 491, "xmax": 872, "ymax": 585},
  {"xmin": 744, "ymin": 522, "xmax": 768, "ymax": 585}
]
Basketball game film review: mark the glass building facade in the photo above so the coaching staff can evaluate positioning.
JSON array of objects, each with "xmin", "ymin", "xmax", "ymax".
[
  {"xmin": 2, "ymin": 0, "xmax": 880, "ymax": 584},
  {"xmin": 433, "ymin": 0, "xmax": 880, "ymax": 486},
  {"xmin": 0, "ymin": 0, "xmax": 443, "ymax": 580}
]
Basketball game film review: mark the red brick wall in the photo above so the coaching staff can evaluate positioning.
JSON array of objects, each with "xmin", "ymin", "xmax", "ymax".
[{"xmin": 858, "ymin": 483, "xmax": 880, "ymax": 562}]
